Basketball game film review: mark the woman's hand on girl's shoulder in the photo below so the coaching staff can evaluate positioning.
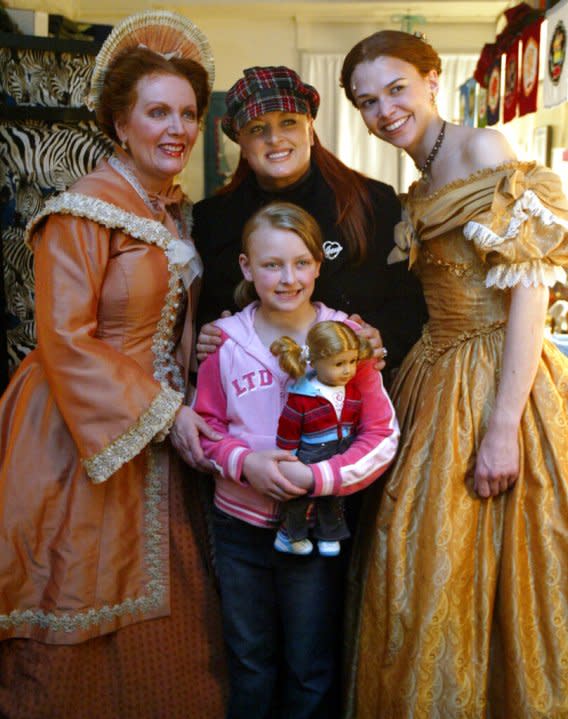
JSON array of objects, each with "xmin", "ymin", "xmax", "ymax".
[
  {"xmin": 196, "ymin": 311, "xmax": 232, "ymax": 362},
  {"xmin": 464, "ymin": 128, "xmax": 517, "ymax": 172},
  {"xmin": 347, "ymin": 313, "xmax": 386, "ymax": 370},
  {"xmin": 243, "ymin": 450, "xmax": 307, "ymax": 502}
]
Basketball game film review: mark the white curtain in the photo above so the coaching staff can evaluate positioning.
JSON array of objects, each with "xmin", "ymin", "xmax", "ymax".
[{"xmin": 301, "ymin": 53, "xmax": 478, "ymax": 193}]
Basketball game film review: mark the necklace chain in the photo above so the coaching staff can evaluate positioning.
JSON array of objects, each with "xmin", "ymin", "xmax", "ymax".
[{"xmin": 417, "ymin": 120, "xmax": 446, "ymax": 178}]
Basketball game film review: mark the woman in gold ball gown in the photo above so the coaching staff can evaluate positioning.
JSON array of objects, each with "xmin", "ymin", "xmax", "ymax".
[{"xmin": 341, "ymin": 30, "xmax": 568, "ymax": 719}]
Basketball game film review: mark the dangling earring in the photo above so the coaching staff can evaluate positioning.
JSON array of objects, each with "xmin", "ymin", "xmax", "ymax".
[
  {"xmin": 430, "ymin": 91, "xmax": 437, "ymax": 109},
  {"xmin": 368, "ymin": 128, "xmax": 372, "ymax": 136},
  {"xmin": 121, "ymin": 138, "xmax": 128, "ymax": 151}
]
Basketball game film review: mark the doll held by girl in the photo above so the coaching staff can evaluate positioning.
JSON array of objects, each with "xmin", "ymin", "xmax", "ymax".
[{"xmin": 271, "ymin": 321, "xmax": 372, "ymax": 557}]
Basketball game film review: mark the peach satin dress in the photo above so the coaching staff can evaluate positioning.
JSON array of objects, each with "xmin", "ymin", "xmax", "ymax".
[{"xmin": 0, "ymin": 158, "xmax": 226, "ymax": 718}]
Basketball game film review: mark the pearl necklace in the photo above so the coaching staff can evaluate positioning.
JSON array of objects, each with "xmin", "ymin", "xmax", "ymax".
[{"xmin": 416, "ymin": 120, "xmax": 446, "ymax": 178}]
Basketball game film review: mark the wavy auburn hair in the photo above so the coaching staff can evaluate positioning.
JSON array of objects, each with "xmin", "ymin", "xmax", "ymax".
[{"xmin": 341, "ymin": 30, "xmax": 442, "ymax": 108}]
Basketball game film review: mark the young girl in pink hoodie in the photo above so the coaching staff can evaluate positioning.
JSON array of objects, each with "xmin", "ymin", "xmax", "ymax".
[{"xmin": 193, "ymin": 201, "xmax": 398, "ymax": 719}]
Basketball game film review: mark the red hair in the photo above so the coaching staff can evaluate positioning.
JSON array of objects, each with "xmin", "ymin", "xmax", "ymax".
[
  {"xmin": 97, "ymin": 47, "xmax": 210, "ymax": 144},
  {"xmin": 218, "ymin": 130, "xmax": 376, "ymax": 262},
  {"xmin": 341, "ymin": 30, "xmax": 442, "ymax": 107}
]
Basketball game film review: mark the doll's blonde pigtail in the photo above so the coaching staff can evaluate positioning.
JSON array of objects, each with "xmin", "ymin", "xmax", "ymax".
[{"xmin": 270, "ymin": 336, "xmax": 308, "ymax": 380}]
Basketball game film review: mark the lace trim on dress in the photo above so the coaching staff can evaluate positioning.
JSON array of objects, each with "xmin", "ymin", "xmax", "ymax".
[
  {"xmin": 486, "ymin": 261, "xmax": 567, "ymax": 289},
  {"xmin": 109, "ymin": 154, "xmax": 166, "ymax": 213},
  {"xmin": 4, "ymin": 192, "xmax": 189, "ymax": 635},
  {"xmin": 25, "ymin": 192, "xmax": 202, "ymax": 289},
  {"xmin": 0, "ymin": 445, "xmax": 169, "ymax": 634},
  {"xmin": 108, "ymin": 155, "xmax": 192, "ymax": 240},
  {"xmin": 463, "ymin": 189, "xmax": 568, "ymax": 288},
  {"xmin": 409, "ymin": 160, "xmax": 535, "ymax": 204},
  {"xmin": 464, "ymin": 189, "xmax": 568, "ymax": 249},
  {"xmin": 83, "ymin": 385, "xmax": 183, "ymax": 483},
  {"xmin": 504, "ymin": 189, "xmax": 568, "ymax": 237}
]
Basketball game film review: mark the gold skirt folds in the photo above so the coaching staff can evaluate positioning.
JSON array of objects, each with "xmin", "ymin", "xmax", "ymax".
[{"xmin": 347, "ymin": 324, "xmax": 568, "ymax": 719}]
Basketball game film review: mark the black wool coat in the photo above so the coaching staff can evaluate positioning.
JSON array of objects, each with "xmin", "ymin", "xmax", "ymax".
[{"xmin": 193, "ymin": 163, "xmax": 427, "ymax": 372}]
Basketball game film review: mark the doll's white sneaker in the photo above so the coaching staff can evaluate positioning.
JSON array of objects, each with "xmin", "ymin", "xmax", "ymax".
[
  {"xmin": 274, "ymin": 530, "xmax": 313, "ymax": 555},
  {"xmin": 317, "ymin": 540, "xmax": 341, "ymax": 557}
]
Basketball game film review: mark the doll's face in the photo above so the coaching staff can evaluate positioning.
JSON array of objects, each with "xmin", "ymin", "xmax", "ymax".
[{"xmin": 312, "ymin": 349, "xmax": 358, "ymax": 387}]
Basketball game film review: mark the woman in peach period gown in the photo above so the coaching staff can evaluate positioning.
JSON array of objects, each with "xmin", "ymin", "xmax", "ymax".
[
  {"xmin": 340, "ymin": 31, "xmax": 568, "ymax": 718},
  {"xmin": 0, "ymin": 12, "xmax": 226, "ymax": 718}
]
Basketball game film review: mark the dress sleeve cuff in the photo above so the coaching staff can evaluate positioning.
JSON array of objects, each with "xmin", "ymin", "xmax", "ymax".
[
  {"xmin": 83, "ymin": 385, "xmax": 184, "ymax": 483},
  {"xmin": 486, "ymin": 260, "xmax": 566, "ymax": 289}
]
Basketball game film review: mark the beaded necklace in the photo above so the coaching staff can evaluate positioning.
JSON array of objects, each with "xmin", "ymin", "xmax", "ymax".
[{"xmin": 416, "ymin": 120, "xmax": 446, "ymax": 179}]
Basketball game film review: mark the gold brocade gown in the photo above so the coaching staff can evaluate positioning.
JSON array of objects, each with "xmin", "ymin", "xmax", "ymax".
[{"xmin": 348, "ymin": 162, "xmax": 568, "ymax": 719}]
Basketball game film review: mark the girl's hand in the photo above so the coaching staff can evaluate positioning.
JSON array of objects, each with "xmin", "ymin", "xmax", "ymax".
[
  {"xmin": 278, "ymin": 459, "xmax": 315, "ymax": 493},
  {"xmin": 196, "ymin": 312, "xmax": 232, "ymax": 362},
  {"xmin": 348, "ymin": 313, "xmax": 386, "ymax": 370},
  {"xmin": 473, "ymin": 422, "xmax": 519, "ymax": 498},
  {"xmin": 243, "ymin": 450, "xmax": 307, "ymax": 502},
  {"xmin": 170, "ymin": 405, "xmax": 222, "ymax": 472}
]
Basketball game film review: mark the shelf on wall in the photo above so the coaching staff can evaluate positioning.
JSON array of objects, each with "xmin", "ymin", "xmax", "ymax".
[
  {"xmin": 0, "ymin": 31, "xmax": 100, "ymax": 55},
  {"xmin": 0, "ymin": 106, "xmax": 95, "ymax": 122}
]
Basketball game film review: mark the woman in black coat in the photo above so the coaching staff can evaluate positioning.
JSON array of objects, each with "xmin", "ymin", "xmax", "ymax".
[{"xmin": 193, "ymin": 65, "xmax": 427, "ymax": 378}]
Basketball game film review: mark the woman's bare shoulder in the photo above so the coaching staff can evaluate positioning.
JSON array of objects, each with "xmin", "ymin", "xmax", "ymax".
[{"xmin": 463, "ymin": 127, "xmax": 516, "ymax": 170}]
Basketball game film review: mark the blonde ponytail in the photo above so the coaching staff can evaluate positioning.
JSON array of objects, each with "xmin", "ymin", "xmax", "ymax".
[{"xmin": 270, "ymin": 336, "xmax": 307, "ymax": 380}]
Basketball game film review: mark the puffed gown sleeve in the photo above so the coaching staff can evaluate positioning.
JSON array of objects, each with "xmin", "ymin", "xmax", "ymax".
[
  {"xmin": 464, "ymin": 163, "xmax": 568, "ymax": 287},
  {"xmin": 31, "ymin": 213, "xmax": 183, "ymax": 483}
]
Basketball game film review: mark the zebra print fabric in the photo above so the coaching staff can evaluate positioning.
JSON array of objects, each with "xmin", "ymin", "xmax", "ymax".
[
  {"xmin": 0, "ymin": 47, "xmax": 94, "ymax": 108},
  {"xmin": 1, "ymin": 40, "xmax": 117, "ymax": 384},
  {"xmin": 0, "ymin": 116, "xmax": 112, "ymax": 373}
]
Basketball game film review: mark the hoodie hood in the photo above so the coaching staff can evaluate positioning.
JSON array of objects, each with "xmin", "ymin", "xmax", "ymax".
[{"xmin": 216, "ymin": 301, "xmax": 348, "ymax": 360}]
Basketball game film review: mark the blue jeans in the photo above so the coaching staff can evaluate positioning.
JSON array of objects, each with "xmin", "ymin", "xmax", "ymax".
[{"xmin": 212, "ymin": 509, "xmax": 343, "ymax": 719}]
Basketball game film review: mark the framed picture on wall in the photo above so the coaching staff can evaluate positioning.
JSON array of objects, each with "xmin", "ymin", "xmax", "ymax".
[{"xmin": 459, "ymin": 78, "xmax": 476, "ymax": 127}]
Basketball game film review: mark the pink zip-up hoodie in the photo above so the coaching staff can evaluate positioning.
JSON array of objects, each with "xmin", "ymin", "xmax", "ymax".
[{"xmin": 193, "ymin": 302, "xmax": 399, "ymax": 528}]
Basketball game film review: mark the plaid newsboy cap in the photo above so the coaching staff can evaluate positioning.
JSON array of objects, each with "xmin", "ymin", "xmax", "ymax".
[{"xmin": 221, "ymin": 66, "xmax": 320, "ymax": 141}]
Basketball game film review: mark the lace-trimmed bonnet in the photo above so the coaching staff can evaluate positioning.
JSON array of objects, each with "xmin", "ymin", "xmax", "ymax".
[{"xmin": 86, "ymin": 10, "xmax": 215, "ymax": 112}]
